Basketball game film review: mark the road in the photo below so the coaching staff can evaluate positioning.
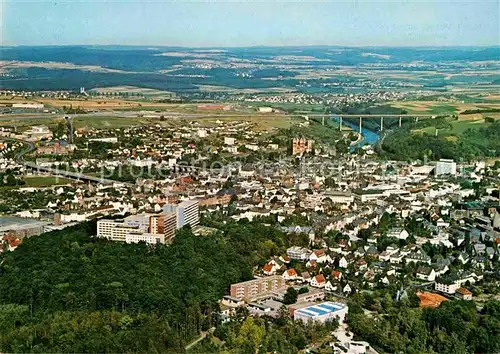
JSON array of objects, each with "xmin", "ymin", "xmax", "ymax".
[
  {"xmin": 184, "ymin": 327, "xmax": 215, "ymax": 351},
  {"xmin": 4, "ymin": 136, "xmax": 121, "ymax": 186}
]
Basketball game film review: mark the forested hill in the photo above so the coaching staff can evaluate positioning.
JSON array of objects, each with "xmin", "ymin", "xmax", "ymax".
[
  {"xmin": 381, "ymin": 120, "xmax": 500, "ymax": 161},
  {"xmin": 0, "ymin": 219, "xmax": 296, "ymax": 352}
]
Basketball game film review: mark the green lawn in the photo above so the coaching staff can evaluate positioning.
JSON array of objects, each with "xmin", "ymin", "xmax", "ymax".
[{"xmin": 23, "ymin": 176, "xmax": 76, "ymax": 187}]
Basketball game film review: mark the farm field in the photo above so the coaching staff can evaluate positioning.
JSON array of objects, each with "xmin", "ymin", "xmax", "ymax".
[
  {"xmin": 390, "ymin": 100, "xmax": 500, "ymax": 115},
  {"xmin": 413, "ymin": 115, "xmax": 496, "ymax": 137},
  {"xmin": 89, "ymin": 86, "xmax": 175, "ymax": 98},
  {"xmin": 0, "ymin": 97, "xmax": 184, "ymax": 110}
]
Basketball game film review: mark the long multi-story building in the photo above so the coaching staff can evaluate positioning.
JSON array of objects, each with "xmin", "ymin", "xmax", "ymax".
[
  {"xmin": 149, "ymin": 212, "xmax": 177, "ymax": 243},
  {"xmin": 125, "ymin": 232, "xmax": 165, "ymax": 244},
  {"xmin": 230, "ymin": 275, "xmax": 285, "ymax": 300},
  {"xmin": 97, "ymin": 212, "xmax": 178, "ymax": 244},
  {"xmin": 97, "ymin": 219, "xmax": 140, "ymax": 242},
  {"xmin": 163, "ymin": 200, "xmax": 200, "ymax": 229}
]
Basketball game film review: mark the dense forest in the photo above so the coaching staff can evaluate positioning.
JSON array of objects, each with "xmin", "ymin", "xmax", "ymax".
[
  {"xmin": 381, "ymin": 121, "xmax": 500, "ymax": 161},
  {"xmin": 0, "ymin": 218, "xmax": 297, "ymax": 352},
  {"xmin": 348, "ymin": 293, "xmax": 500, "ymax": 354}
]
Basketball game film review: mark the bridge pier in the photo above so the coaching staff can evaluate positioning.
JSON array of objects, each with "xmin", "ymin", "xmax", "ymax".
[
  {"xmin": 380, "ymin": 117, "xmax": 384, "ymax": 131},
  {"xmin": 339, "ymin": 116, "xmax": 342, "ymax": 131},
  {"xmin": 359, "ymin": 117, "xmax": 362, "ymax": 134},
  {"xmin": 416, "ymin": 117, "xmax": 419, "ymax": 123},
  {"xmin": 399, "ymin": 116, "xmax": 402, "ymax": 127}
]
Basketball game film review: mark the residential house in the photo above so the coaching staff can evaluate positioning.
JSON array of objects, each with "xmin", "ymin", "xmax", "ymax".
[
  {"xmin": 387, "ymin": 228, "xmax": 409, "ymax": 240},
  {"xmin": 416, "ymin": 267, "xmax": 436, "ymax": 281},
  {"xmin": 282, "ymin": 268, "xmax": 299, "ymax": 281},
  {"xmin": 390, "ymin": 252, "xmax": 404, "ymax": 264},
  {"xmin": 263, "ymin": 263, "xmax": 276, "ymax": 276},
  {"xmin": 310, "ymin": 249, "xmax": 327, "ymax": 263},
  {"xmin": 325, "ymin": 281, "xmax": 338, "ymax": 292},
  {"xmin": 331, "ymin": 270, "xmax": 342, "ymax": 281},
  {"xmin": 456, "ymin": 287, "xmax": 473, "ymax": 300},
  {"xmin": 406, "ymin": 250, "xmax": 431, "ymax": 265},
  {"xmin": 356, "ymin": 259, "xmax": 368, "ymax": 271},
  {"xmin": 339, "ymin": 256, "xmax": 349, "ymax": 268},
  {"xmin": 301, "ymin": 271, "xmax": 311, "ymax": 283},
  {"xmin": 311, "ymin": 274, "xmax": 326, "ymax": 288}
]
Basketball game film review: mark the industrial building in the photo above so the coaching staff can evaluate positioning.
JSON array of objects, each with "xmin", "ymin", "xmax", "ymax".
[
  {"xmin": 435, "ymin": 159, "xmax": 457, "ymax": 176},
  {"xmin": 0, "ymin": 216, "xmax": 48, "ymax": 238},
  {"xmin": 293, "ymin": 302, "xmax": 348, "ymax": 324}
]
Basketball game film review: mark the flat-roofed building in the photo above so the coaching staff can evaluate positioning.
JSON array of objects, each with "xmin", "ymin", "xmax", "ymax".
[
  {"xmin": 163, "ymin": 200, "xmax": 199, "ymax": 229},
  {"xmin": 0, "ymin": 216, "xmax": 48, "ymax": 239},
  {"xmin": 97, "ymin": 219, "xmax": 140, "ymax": 242},
  {"xmin": 324, "ymin": 190, "xmax": 354, "ymax": 204},
  {"xmin": 97, "ymin": 212, "xmax": 177, "ymax": 244},
  {"xmin": 125, "ymin": 232, "xmax": 165, "ymax": 244},
  {"xmin": 230, "ymin": 275, "xmax": 285, "ymax": 301},
  {"xmin": 149, "ymin": 212, "xmax": 177, "ymax": 243},
  {"xmin": 435, "ymin": 159, "xmax": 457, "ymax": 176},
  {"xmin": 292, "ymin": 302, "xmax": 348, "ymax": 324},
  {"xmin": 287, "ymin": 246, "xmax": 310, "ymax": 260}
]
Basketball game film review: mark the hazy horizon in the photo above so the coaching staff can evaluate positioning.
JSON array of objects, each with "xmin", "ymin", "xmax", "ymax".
[
  {"xmin": 2, "ymin": 0, "xmax": 499, "ymax": 47},
  {"xmin": 2, "ymin": 44, "xmax": 500, "ymax": 49}
]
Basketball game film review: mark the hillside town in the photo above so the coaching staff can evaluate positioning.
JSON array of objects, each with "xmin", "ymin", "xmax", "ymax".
[{"xmin": 1, "ymin": 105, "xmax": 499, "ymax": 352}]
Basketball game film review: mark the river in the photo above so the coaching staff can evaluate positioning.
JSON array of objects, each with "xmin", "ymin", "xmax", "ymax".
[{"xmin": 331, "ymin": 115, "xmax": 380, "ymax": 147}]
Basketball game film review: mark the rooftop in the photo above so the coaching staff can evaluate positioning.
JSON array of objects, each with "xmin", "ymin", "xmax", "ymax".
[{"xmin": 294, "ymin": 302, "xmax": 347, "ymax": 318}]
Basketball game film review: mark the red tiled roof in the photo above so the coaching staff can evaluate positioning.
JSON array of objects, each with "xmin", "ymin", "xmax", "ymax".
[
  {"xmin": 457, "ymin": 287, "xmax": 472, "ymax": 296},
  {"xmin": 286, "ymin": 268, "xmax": 298, "ymax": 277},
  {"xmin": 314, "ymin": 274, "xmax": 326, "ymax": 283},
  {"xmin": 313, "ymin": 249, "xmax": 325, "ymax": 257},
  {"xmin": 263, "ymin": 264, "xmax": 273, "ymax": 273},
  {"xmin": 332, "ymin": 270, "xmax": 342, "ymax": 279}
]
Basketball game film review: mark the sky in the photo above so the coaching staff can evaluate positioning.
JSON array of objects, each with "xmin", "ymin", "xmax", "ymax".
[{"xmin": 1, "ymin": 0, "xmax": 499, "ymax": 47}]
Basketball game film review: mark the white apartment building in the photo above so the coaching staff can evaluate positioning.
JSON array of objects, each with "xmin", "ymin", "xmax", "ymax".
[
  {"xmin": 435, "ymin": 272, "xmax": 480, "ymax": 294},
  {"xmin": 125, "ymin": 232, "xmax": 165, "ymax": 244},
  {"xmin": 97, "ymin": 219, "xmax": 140, "ymax": 242},
  {"xmin": 97, "ymin": 212, "xmax": 178, "ymax": 244}
]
